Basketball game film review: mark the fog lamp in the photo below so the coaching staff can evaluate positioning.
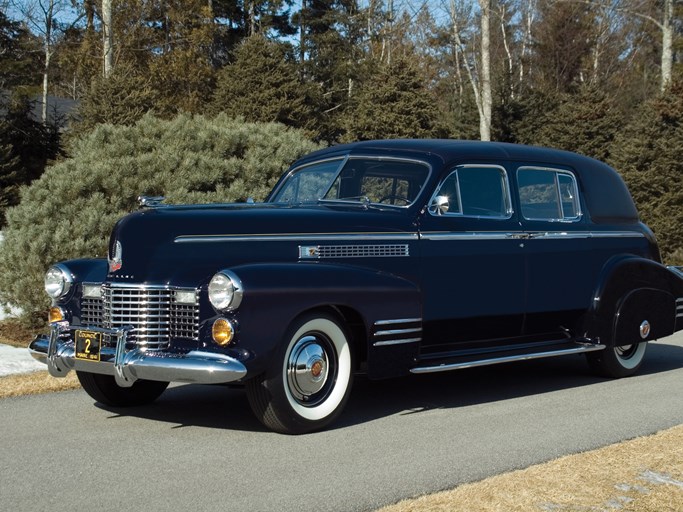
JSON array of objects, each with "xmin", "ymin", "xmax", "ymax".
[
  {"xmin": 82, "ymin": 284, "xmax": 102, "ymax": 299},
  {"xmin": 49, "ymin": 307, "xmax": 65, "ymax": 323},
  {"xmin": 212, "ymin": 318, "xmax": 235, "ymax": 346}
]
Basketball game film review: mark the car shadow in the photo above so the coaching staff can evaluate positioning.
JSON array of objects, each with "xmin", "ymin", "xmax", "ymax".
[{"xmin": 93, "ymin": 341, "xmax": 683, "ymax": 433}]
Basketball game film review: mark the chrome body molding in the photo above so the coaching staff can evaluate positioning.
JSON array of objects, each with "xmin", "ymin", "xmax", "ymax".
[
  {"xmin": 372, "ymin": 318, "xmax": 422, "ymax": 347},
  {"xmin": 175, "ymin": 232, "xmax": 419, "ymax": 244},
  {"xmin": 373, "ymin": 338, "xmax": 422, "ymax": 347},
  {"xmin": 298, "ymin": 244, "xmax": 409, "ymax": 259},
  {"xmin": 676, "ymin": 297, "xmax": 683, "ymax": 319},
  {"xmin": 668, "ymin": 266, "xmax": 683, "ymax": 280},
  {"xmin": 419, "ymin": 231, "xmax": 646, "ymax": 241},
  {"xmin": 410, "ymin": 344, "xmax": 607, "ymax": 374},
  {"xmin": 374, "ymin": 318, "xmax": 422, "ymax": 326},
  {"xmin": 30, "ymin": 324, "xmax": 247, "ymax": 387}
]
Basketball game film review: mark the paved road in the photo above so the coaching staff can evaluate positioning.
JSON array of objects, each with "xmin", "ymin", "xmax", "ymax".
[{"xmin": 2, "ymin": 333, "xmax": 683, "ymax": 512}]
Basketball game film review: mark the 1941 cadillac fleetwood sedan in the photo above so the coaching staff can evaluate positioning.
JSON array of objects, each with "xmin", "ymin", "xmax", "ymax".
[{"xmin": 29, "ymin": 140, "xmax": 683, "ymax": 434}]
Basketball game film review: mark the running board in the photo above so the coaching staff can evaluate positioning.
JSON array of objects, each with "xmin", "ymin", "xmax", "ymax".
[{"xmin": 410, "ymin": 344, "xmax": 606, "ymax": 375}]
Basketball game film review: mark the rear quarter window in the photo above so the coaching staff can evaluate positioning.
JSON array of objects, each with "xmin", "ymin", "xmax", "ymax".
[{"xmin": 517, "ymin": 167, "xmax": 581, "ymax": 222}]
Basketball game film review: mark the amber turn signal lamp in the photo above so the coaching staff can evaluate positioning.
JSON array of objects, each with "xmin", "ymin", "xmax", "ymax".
[
  {"xmin": 49, "ymin": 307, "xmax": 64, "ymax": 323},
  {"xmin": 212, "ymin": 318, "xmax": 234, "ymax": 346}
]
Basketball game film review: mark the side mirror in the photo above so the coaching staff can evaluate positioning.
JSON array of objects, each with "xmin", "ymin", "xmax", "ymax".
[{"xmin": 428, "ymin": 195, "xmax": 450, "ymax": 215}]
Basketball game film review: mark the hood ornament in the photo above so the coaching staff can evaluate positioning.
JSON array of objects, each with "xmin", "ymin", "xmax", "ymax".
[
  {"xmin": 138, "ymin": 195, "xmax": 166, "ymax": 208},
  {"xmin": 109, "ymin": 241, "xmax": 123, "ymax": 272}
]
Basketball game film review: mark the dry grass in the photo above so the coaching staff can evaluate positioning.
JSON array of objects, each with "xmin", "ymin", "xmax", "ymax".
[
  {"xmin": 0, "ymin": 318, "xmax": 43, "ymax": 348},
  {"xmin": 0, "ymin": 371, "xmax": 81, "ymax": 398},
  {"xmin": 379, "ymin": 425, "xmax": 683, "ymax": 512}
]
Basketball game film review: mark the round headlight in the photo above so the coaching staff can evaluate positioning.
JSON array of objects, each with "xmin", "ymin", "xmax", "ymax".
[
  {"xmin": 44, "ymin": 265, "xmax": 72, "ymax": 299},
  {"xmin": 208, "ymin": 270, "xmax": 243, "ymax": 311}
]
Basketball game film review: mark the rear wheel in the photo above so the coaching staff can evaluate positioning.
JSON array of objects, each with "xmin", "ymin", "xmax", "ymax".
[
  {"xmin": 246, "ymin": 312, "xmax": 354, "ymax": 434},
  {"xmin": 77, "ymin": 371, "xmax": 169, "ymax": 406},
  {"xmin": 586, "ymin": 342, "xmax": 647, "ymax": 378}
]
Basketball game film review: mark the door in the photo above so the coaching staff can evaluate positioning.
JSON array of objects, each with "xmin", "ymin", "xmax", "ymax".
[
  {"xmin": 418, "ymin": 164, "xmax": 526, "ymax": 351},
  {"xmin": 516, "ymin": 166, "xmax": 599, "ymax": 337}
]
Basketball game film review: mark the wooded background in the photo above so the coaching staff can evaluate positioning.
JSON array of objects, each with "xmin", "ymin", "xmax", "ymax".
[{"xmin": 1, "ymin": 1, "xmax": 683, "ymax": 264}]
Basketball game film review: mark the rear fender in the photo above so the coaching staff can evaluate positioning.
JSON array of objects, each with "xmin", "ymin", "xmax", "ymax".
[{"xmin": 584, "ymin": 256, "xmax": 682, "ymax": 346}]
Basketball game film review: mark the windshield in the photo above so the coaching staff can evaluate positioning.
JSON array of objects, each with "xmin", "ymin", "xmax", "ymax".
[{"xmin": 271, "ymin": 157, "xmax": 430, "ymax": 207}]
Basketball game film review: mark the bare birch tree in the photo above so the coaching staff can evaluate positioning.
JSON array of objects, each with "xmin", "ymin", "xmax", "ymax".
[
  {"xmin": 11, "ymin": 0, "xmax": 83, "ymax": 124},
  {"xmin": 102, "ymin": 0, "xmax": 112, "ymax": 78},
  {"xmin": 448, "ymin": 0, "xmax": 492, "ymax": 140}
]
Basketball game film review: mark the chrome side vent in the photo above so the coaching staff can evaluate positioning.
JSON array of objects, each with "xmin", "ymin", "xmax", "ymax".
[
  {"xmin": 299, "ymin": 244, "xmax": 410, "ymax": 259},
  {"xmin": 372, "ymin": 318, "xmax": 422, "ymax": 347}
]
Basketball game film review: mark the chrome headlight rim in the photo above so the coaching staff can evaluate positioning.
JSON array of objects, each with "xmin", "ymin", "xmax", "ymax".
[
  {"xmin": 44, "ymin": 264, "xmax": 73, "ymax": 299},
  {"xmin": 208, "ymin": 270, "xmax": 243, "ymax": 311}
]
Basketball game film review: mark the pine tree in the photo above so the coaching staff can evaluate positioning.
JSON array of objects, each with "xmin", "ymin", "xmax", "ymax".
[
  {"xmin": 341, "ymin": 57, "xmax": 447, "ymax": 141},
  {"xmin": 530, "ymin": 1, "xmax": 594, "ymax": 93},
  {"xmin": 211, "ymin": 35, "xmax": 316, "ymax": 135},
  {"xmin": 609, "ymin": 81, "xmax": 683, "ymax": 263},
  {"xmin": 521, "ymin": 86, "xmax": 620, "ymax": 160},
  {"xmin": 296, "ymin": 0, "xmax": 363, "ymax": 142},
  {"xmin": 147, "ymin": 0, "xmax": 216, "ymax": 116},
  {"xmin": 0, "ymin": 136, "xmax": 20, "ymax": 210},
  {"xmin": 0, "ymin": 97, "xmax": 61, "ymax": 225},
  {"xmin": 74, "ymin": 62, "xmax": 157, "ymax": 134}
]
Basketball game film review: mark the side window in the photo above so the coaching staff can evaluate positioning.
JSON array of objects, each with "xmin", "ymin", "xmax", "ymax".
[
  {"xmin": 431, "ymin": 165, "xmax": 511, "ymax": 218},
  {"xmin": 517, "ymin": 167, "xmax": 581, "ymax": 221}
]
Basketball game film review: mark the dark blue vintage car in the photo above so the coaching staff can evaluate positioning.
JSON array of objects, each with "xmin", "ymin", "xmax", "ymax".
[{"xmin": 29, "ymin": 140, "xmax": 683, "ymax": 433}]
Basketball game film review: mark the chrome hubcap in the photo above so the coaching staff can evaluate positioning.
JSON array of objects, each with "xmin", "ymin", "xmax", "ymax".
[
  {"xmin": 287, "ymin": 335, "xmax": 334, "ymax": 405},
  {"xmin": 616, "ymin": 344, "xmax": 637, "ymax": 359}
]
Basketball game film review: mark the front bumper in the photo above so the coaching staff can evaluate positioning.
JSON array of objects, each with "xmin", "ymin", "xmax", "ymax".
[{"xmin": 28, "ymin": 323, "xmax": 247, "ymax": 388}]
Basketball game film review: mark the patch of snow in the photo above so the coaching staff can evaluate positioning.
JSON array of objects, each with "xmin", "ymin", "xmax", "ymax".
[
  {"xmin": 639, "ymin": 470, "xmax": 683, "ymax": 488},
  {"xmin": 0, "ymin": 343, "xmax": 45, "ymax": 377}
]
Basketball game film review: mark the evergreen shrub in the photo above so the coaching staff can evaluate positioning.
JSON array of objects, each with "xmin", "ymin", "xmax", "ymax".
[
  {"xmin": 609, "ymin": 82, "xmax": 683, "ymax": 264},
  {"xmin": 0, "ymin": 114, "xmax": 319, "ymax": 320}
]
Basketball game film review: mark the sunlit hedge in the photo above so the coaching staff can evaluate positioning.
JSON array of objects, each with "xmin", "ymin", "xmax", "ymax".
[{"xmin": 0, "ymin": 114, "xmax": 319, "ymax": 320}]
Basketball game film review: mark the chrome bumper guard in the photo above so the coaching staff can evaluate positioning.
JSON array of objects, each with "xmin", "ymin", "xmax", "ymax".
[{"xmin": 28, "ymin": 323, "xmax": 247, "ymax": 388}]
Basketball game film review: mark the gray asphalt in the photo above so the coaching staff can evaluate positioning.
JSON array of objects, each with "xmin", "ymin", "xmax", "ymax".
[{"xmin": 2, "ymin": 333, "xmax": 683, "ymax": 512}]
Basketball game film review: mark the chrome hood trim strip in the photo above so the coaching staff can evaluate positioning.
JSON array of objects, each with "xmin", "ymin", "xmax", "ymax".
[{"xmin": 175, "ymin": 233, "xmax": 419, "ymax": 243}]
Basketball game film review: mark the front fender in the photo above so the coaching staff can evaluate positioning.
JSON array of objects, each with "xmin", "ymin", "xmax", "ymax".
[{"xmin": 230, "ymin": 262, "xmax": 421, "ymax": 378}]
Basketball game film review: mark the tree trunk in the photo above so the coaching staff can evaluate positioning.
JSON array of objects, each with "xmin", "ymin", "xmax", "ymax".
[
  {"xmin": 41, "ymin": 0, "xmax": 55, "ymax": 125},
  {"xmin": 300, "ymin": 0, "xmax": 306, "ymax": 63},
  {"xmin": 102, "ymin": 0, "xmax": 113, "ymax": 78},
  {"xmin": 661, "ymin": 0, "xmax": 673, "ymax": 92},
  {"xmin": 478, "ymin": 0, "xmax": 492, "ymax": 141}
]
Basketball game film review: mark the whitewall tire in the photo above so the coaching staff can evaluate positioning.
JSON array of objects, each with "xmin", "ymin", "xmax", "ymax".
[{"xmin": 246, "ymin": 312, "xmax": 354, "ymax": 434}]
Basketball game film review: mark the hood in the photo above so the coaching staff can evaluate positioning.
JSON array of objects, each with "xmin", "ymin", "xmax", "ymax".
[{"xmin": 107, "ymin": 203, "xmax": 416, "ymax": 286}]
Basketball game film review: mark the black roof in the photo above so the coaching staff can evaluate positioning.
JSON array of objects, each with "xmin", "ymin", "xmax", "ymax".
[{"xmin": 292, "ymin": 139, "xmax": 639, "ymax": 224}]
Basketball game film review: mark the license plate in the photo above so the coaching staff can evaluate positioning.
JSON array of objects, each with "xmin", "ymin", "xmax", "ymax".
[{"xmin": 75, "ymin": 330, "xmax": 102, "ymax": 361}]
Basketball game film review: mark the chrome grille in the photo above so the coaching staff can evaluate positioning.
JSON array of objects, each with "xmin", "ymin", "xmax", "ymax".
[
  {"xmin": 171, "ymin": 302, "xmax": 200, "ymax": 339},
  {"xmin": 81, "ymin": 296, "xmax": 104, "ymax": 327},
  {"xmin": 79, "ymin": 284, "xmax": 200, "ymax": 350}
]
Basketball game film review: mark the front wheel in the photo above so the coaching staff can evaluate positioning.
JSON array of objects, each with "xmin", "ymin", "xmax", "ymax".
[
  {"xmin": 246, "ymin": 313, "xmax": 354, "ymax": 434},
  {"xmin": 77, "ymin": 371, "xmax": 169, "ymax": 406},
  {"xmin": 586, "ymin": 342, "xmax": 648, "ymax": 378}
]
